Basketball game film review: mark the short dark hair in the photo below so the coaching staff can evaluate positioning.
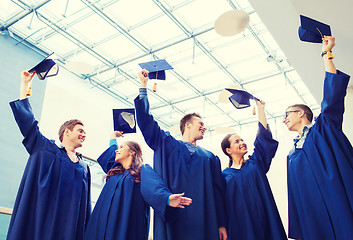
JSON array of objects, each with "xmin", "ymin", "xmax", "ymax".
[
  {"xmin": 221, "ymin": 133, "xmax": 238, "ymax": 167},
  {"xmin": 287, "ymin": 104, "xmax": 313, "ymax": 122},
  {"xmin": 179, "ymin": 113, "xmax": 202, "ymax": 135},
  {"xmin": 58, "ymin": 119, "xmax": 84, "ymax": 142}
]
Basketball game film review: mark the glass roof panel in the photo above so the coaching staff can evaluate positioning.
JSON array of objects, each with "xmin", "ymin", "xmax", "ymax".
[
  {"xmin": 0, "ymin": 0, "xmax": 320, "ymax": 139},
  {"xmin": 105, "ymin": 0, "xmax": 162, "ymax": 27},
  {"xmin": 0, "ymin": 1, "xmax": 23, "ymax": 22},
  {"xmin": 132, "ymin": 14, "xmax": 186, "ymax": 47},
  {"xmin": 172, "ymin": 0, "xmax": 230, "ymax": 29},
  {"xmin": 69, "ymin": 14, "xmax": 118, "ymax": 44}
]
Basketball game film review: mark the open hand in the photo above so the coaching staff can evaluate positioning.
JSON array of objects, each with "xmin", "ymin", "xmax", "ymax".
[{"xmin": 168, "ymin": 193, "xmax": 192, "ymax": 208}]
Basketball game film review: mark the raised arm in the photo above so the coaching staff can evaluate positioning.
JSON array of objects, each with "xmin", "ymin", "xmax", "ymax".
[
  {"xmin": 255, "ymin": 99, "xmax": 267, "ymax": 130},
  {"xmin": 97, "ymin": 131, "xmax": 123, "ymax": 173},
  {"xmin": 253, "ymin": 99, "xmax": 278, "ymax": 172},
  {"xmin": 322, "ymin": 36, "xmax": 336, "ymax": 74},
  {"xmin": 10, "ymin": 71, "xmax": 49, "ymax": 155},
  {"xmin": 20, "ymin": 71, "xmax": 35, "ymax": 100},
  {"xmin": 252, "ymin": 122, "xmax": 279, "ymax": 173},
  {"xmin": 139, "ymin": 69, "xmax": 148, "ymax": 89},
  {"xmin": 134, "ymin": 70, "xmax": 176, "ymax": 152},
  {"xmin": 320, "ymin": 36, "xmax": 351, "ymax": 128}
]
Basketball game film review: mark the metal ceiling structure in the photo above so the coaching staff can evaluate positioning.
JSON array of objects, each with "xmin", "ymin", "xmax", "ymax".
[{"xmin": 0, "ymin": 0, "xmax": 320, "ymax": 135}]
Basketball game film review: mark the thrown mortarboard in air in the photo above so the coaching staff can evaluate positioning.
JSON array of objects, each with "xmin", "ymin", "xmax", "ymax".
[
  {"xmin": 298, "ymin": 15, "xmax": 331, "ymax": 43},
  {"xmin": 113, "ymin": 108, "xmax": 136, "ymax": 133},
  {"xmin": 226, "ymin": 88, "xmax": 260, "ymax": 109},
  {"xmin": 138, "ymin": 59, "xmax": 173, "ymax": 80},
  {"xmin": 28, "ymin": 53, "xmax": 59, "ymax": 80}
]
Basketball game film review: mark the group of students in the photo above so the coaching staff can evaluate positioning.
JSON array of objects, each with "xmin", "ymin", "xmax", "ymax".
[{"xmin": 6, "ymin": 36, "xmax": 353, "ymax": 240}]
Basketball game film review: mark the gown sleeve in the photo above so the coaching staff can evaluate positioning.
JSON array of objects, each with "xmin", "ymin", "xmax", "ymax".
[
  {"xmin": 212, "ymin": 155, "xmax": 227, "ymax": 227},
  {"xmin": 140, "ymin": 164, "xmax": 171, "ymax": 221},
  {"xmin": 251, "ymin": 122, "xmax": 279, "ymax": 173},
  {"xmin": 97, "ymin": 145, "xmax": 119, "ymax": 173},
  {"xmin": 10, "ymin": 98, "xmax": 51, "ymax": 155},
  {"xmin": 320, "ymin": 71, "xmax": 350, "ymax": 129},
  {"xmin": 134, "ymin": 95, "xmax": 175, "ymax": 153}
]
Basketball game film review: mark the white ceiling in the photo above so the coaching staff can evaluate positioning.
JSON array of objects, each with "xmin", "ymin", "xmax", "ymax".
[{"xmin": 0, "ymin": 0, "xmax": 324, "ymax": 134}]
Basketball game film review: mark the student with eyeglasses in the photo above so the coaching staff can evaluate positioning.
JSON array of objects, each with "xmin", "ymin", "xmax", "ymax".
[{"xmin": 283, "ymin": 36, "xmax": 353, "ymax": 240}]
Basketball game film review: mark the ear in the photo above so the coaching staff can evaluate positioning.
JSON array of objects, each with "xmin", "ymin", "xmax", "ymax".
[
  {"xmin": 185, "ymin": 121, "xmax": 192, "ymax": 129},
  {"xmin": 298, "ymin": 110, "xmax": 305, "ymax": 118},
  {"xmin": 64, "ymin": 128, "xmax": 70, "ymax": 138},
  {"xmin": 226, "ymin": 147, "xmax": 232, "ymax": 155}
]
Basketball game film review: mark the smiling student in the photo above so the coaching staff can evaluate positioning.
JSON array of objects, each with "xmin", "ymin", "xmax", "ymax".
[
  {"xmin": 7, "ymin": 70, "xmax": 91, "ymax": 240},
  {"xmin": 135, "ymin": 68, "xmax": 227, "ymax": 240},
  {"xmin": 284, "ymin": 36, "xmax": 353, "ymax": 240},
  {"xmin": 84, "ymin": 131, "xmax": 192, "ymax": 240},
  {"xmin": 221, "ymin": 99, "xmax": 286, "ymax": 240}
]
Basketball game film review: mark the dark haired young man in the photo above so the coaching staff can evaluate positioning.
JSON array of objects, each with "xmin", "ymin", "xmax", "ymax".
[
  {"xmin": 284, "ymin": 36, "xmax": 353, "ymax": 240},
  {"xmin": 7, "ymin": 71, "xmax": 91, "ymax": 240},
  {"xmin": 135, "ymin": 69, "xmax": 227, "ymax": 240}
]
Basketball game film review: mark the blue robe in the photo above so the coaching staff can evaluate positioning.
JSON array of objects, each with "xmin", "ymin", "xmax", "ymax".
[
  {"xmin": 134, "ymin": 95, "xmax": 226, "ymax": 240},
  {"xmin": 7, "ymin": 98, "xmax": 91, "ymax": 240},
  {"xmin": 84, "ymin": 145, "xmax": 150, "ymax": 240},
  {"xmin": 222, "ymin": 123, "xmax": 286, "ymax": 240},
  {"xmin": 287, "ymin": 71, "xmax": 353, "ymax": 239}
]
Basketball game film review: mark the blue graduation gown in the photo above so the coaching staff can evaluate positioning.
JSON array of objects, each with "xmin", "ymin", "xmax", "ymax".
[
  {"xmin": 135, "ymin": 95, "xmax": 226, "ymax": 240},
  {"xmin": 84, "ymin": 145, "xmax": 150, "ymax": 240},
  {"xmin": 222, "ymin": 123, "xmax": 286, "ymax": 240},
  {"xmin": 287, "ymin": 71, "xmax": 353, "ymax": 239},
  {"xmin": 7, "ymin": 98, "xmax": 91, "ymax": 240}
]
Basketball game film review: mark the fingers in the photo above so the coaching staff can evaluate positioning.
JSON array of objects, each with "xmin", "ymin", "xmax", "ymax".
[
  {"xmin": 115, "ymin": 131, "xmax": 124, "ymax": 137},
  {"xmin": 170, "ymin": 193, "xmax": 192, "ymax": 208},
  {"xmin": 21, "ymin": 71, "xmax": 35, "ymax": 79},
  {"xmin": 139, "ymin": 69, "xmax": 149, "ymax": 79},
  {"xmin": 322, "ymin": 36, "xmax": 335, "ymax": 50},
  {"xmin": 180, "ymin": 197, "xmax": 192, "ymax": 204},
  {"xmin": 141, "ymin": 69, "xmax": 149, "ymax": 77}
]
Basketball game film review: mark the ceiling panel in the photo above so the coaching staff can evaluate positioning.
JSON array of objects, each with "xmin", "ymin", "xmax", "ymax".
[{"xmin": 0, "ymin": 0, "xmax": 320, "ymax": 134}]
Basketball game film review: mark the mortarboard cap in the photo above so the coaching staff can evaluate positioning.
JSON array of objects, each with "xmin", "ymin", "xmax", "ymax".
[
  {"xmin": 113, "ymin": 108, "xmax": 136, "ymax": 134},
  {"xmin": 226, "ymin": 88, "xmax": 260, "ymax": 109},
  {"xmin": 28, "ymin": 53, "xmax": 59, "ymax": 80},
  {"xmin": 298, "ymin": 15, "xmax": 331, "ymax": 43},
  {"xmin": 138, "ymin": 59, "xmax": 173, "ymax": 80}
]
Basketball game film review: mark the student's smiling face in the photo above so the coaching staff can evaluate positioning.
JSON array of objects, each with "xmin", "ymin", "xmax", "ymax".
[{"xmin": 227, "ymin": 134, "xmax": 248, "ymax": 157}]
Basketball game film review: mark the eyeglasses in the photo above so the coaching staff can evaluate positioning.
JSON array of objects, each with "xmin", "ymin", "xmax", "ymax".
[{"xmin": 283, "ymin": 110, "xmax": 300, "ymax": 120}]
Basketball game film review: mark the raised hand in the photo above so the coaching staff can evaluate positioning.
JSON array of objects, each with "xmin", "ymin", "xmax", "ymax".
[
  {"xmin": 138, "ymin": 69, "xmax": 149, "ymax": 88},
  {"xmin": 322, "ymin": 36, "xmax": 335, "ymax": 52},
  {"xmin": 110, "ymin": 131, "xmax": 124, "ymax": 139},
  {"xmin": 20, "ymin": 71, "xmax": 35, "ymax": 99}
]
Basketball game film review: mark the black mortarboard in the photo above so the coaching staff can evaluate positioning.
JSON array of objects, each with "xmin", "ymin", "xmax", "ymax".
[
  {"xmin": 113, "ymin": 108, "xmax": 136, "ymax": 134},
  {"xmin": 28, "ymin": 53, "xmax": 59, "ymax": 80},
  {"xmin": 298, "ymin": 15, "xmax": 331, "ymax": 43},
  {"xmin": 138, "ymin": 59, "xmax": 173, "ymax": 80},
  {"xmin": 226, "ymin": 88, "xmax": 260, "ymax": 109}
]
